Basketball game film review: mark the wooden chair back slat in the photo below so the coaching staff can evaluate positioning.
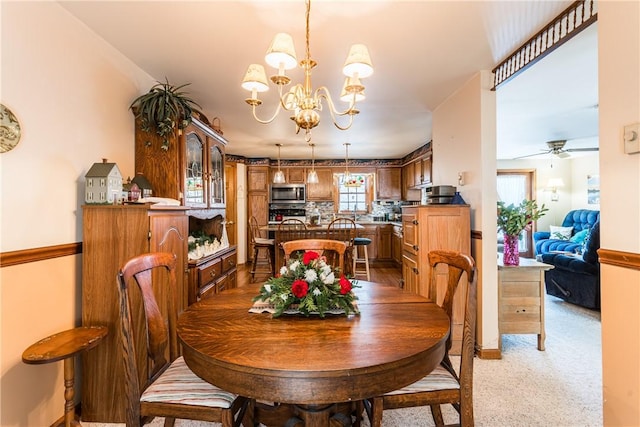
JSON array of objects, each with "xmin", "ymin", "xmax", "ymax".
[{"xmin": 281, "ymin": 239, "xmax": 347, "ymax": 273}]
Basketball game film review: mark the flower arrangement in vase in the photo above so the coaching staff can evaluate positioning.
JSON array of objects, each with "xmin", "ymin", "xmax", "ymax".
[
  {"xmin": 497, "ymin": 199, "xmax": 548, "ymax": 265},
  {"xmin": 253, "ymin": 251, "xmax": 359, "ymax": 318}
]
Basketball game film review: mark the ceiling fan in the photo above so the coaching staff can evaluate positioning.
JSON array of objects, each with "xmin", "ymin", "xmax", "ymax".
[{"xmin": 515, "ymin": 140, "xmax": 599, "ymax": 159}]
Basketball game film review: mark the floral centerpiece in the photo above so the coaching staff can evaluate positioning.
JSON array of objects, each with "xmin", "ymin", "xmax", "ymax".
[
  {"xmin": 253, "ymin": 251, "xmax": 359, "ymax": 318},
  {"xmin": 497, "ymin": 199, "xmax": 548, "ymax": 265}
]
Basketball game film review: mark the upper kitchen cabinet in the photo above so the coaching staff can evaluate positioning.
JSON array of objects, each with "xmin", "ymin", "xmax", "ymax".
[
  {"xmin": 306, "ymin": 168, "xmax": 334, "ymax": 201},
  {"xmin": 134, "ymin": 113, "xmax": 227, "ymax": 210},
  {"xmin": 376, "ymin": 167, "xmax": 401, "ymax": 200},
  {"xmin": 269, "ymin": 167, "xmax": 307, "ymax": 184}
]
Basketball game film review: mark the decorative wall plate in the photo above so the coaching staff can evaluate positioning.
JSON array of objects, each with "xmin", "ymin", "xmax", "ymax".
[{"xmin": 0, "ymin": 104, "xmax": 21, "ymax": 153}]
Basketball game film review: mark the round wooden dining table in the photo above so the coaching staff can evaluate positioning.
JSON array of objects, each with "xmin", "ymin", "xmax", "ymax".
[{"xmin": 177, "ymin": 281, "xmax": 450, "ymax": 427}]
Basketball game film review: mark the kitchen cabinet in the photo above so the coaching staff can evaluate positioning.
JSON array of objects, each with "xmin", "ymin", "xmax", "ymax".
[
  {"xmin": 271, "ymin": 167, "xmax": 307, "ymax": 184},
  {"xmin": 377, "ymin": 224, "xmax": 393, "ymax": 260},
  {"xmin": 402, "ymin": 162, "xmax": 421, "ymax": 201},
  {"xmin": 401, "ymin": 204, "xmax": 470, "ymax": 354},
  {"xmin": 247, "ymin": 166, "xmax": 270, "ymax": 257},
  {"xmin": 307, "ymin": 168, "xmax": 334, "ymax": 201},
  {"xmin": 376, "ymin": 168, "xmax": 401, "ymax": 200},
  {"xmin": 134, "ymin": 114, "xmax": 227, "ymax": 209},
  {"xmin": 188, "ymin": 246, "xmax": 238, "ymax": 304},
  {"xmin": 392, "ymin": 224, "xmax": 403, "ymax": 265},
  {"xmin": 81, "ymin": 204, "xmax": 189, "ymax": 422}
]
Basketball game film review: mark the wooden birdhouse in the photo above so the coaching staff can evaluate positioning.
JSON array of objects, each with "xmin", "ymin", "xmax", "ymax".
[
  {"xmin": 129, "ymin": 183, "xmax": 141, "ymax": 202},
  {"xmin": 85, "ymin": 159, "xmax": 123, "ymax": 204}
]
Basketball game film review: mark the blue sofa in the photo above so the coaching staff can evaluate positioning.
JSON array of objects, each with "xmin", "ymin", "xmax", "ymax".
[
  {"xmin": 540, "ymin": 219, "xmax": 600, "ymax": 309},
  {"xmin": 534, "ymin": 209, "xmax": 600, "ymax": 255}
]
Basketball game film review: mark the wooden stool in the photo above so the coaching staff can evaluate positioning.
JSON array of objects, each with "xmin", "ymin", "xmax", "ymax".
[
  {"xmin": 353, "ymin": 237, "xmax": 371, "ymax": 281},
  {"xmin": 22, "ymin": 326, "xmax": 108, "ymax": 427}
]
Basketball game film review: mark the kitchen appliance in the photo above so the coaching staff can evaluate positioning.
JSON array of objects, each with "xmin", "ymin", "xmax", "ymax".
[
  {"xmin": 270, "ymin": 183, "xmax": 306, "ymax": 204},
  {"xmin": 425, "ymin": 185, "xmax": 457, "ymax": 204},
  {"xmin": 269, "ymin": 204, "xmax": 307, "ymax": 224}
]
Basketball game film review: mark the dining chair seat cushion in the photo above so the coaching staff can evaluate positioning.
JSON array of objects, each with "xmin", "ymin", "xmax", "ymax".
[
  {"xmin": 255, "ymin": 237, "xmax": 275, "ymax": 245},
  {"xmin": 383, "ymin": 365, "xmax": 459, "ymax": 395},
  {"xmin": 354, "ymin": 237, "xmax": 372, "ymax": 246},
  {"xmin": 141, "ymin": 356, "xmax": 237, "ymax": 408}
]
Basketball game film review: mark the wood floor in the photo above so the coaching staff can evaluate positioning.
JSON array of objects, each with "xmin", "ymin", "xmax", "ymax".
[{"xmin": 237, "ymin": 260, "xmax": 403, "ymax": 288}]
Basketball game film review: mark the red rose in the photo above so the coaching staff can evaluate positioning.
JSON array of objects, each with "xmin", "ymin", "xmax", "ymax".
[
  {"xmin": 291, "ymin": 279, "xmax": 309, "ymax": 298},
  {"xmin": 303, "ymin": 251, "xmax": 320, "ymax": 265},
  {"xmin": 339, "ymin": 275, "xmax": 352, "ymax": 295}
]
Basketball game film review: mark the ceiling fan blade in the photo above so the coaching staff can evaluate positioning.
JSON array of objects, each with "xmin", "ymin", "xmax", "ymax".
[
  {"xmin": 566, "ymin": 147, "xmax": 599, "ymax": 152},
  {"xmin": 512, "ymin": 150, "xmax": 550, "ymax": 160}
]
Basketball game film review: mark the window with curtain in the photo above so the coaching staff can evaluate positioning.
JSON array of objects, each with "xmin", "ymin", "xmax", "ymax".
[{"xmin": 336, "ymin": 173, "xmax": 373, "ymax": 213}]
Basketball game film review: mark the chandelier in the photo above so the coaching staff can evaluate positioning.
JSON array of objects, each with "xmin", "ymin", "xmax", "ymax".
[{"xmin": 241, "ymin": 0, "xmax": 373, "ymax": 142}]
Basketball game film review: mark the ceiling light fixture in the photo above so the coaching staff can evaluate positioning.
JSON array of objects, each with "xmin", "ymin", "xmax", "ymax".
[
  {"xmin": 273, "ymin": 143, "xmax": 286, "ymax": 184},
  {"xmin": 241, "ymin": 0, "xmax": 373, "ymax": 143},
  {"xmin": 307, "ymin": 143, "xmax": 319, "ymax": 184},
  {"xmin": 342, "ymin": 142, "xmax": 361, "ymax": 187}
]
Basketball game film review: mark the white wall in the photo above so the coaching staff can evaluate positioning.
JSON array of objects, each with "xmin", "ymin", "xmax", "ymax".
[
  {"xmin": 598, "ymin": 1, "xmax": 640, "ymax": 424},
  {"xmin": 433, "ymin": 70, "xmax": 499, "ymax": 351},
  {"xmin": 0, "ymin": 3, "xmax": 153, "ymax": 425}
]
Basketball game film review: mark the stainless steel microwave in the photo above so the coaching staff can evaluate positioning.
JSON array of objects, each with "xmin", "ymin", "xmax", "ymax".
[{"xmin": 270, "ymin": 184, "xmax": 306, "ymax": 204}]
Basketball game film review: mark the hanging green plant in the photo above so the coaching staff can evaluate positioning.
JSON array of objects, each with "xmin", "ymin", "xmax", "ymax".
[{"xmin": 129, "ymin": 78, "xmax": 202, "ymax": 150}]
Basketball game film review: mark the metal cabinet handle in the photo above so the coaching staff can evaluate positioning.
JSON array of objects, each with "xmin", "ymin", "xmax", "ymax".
[
  {"xmin": 209, "ymin": 271, "xmax": 217, "ymax": 278},
  {"xmin": 412, "ymin": 220, "xmax": 419, "ymax": 225},
  {"xmin": 413, "ymin": 245, "xmax": 419, "ymax": 251},
  {"xmin": 412, "ymin": 267, "xmax": 419, "ymax": 274}
]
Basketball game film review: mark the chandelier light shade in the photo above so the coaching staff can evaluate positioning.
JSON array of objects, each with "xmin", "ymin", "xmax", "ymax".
[
  {"xmin": 307, "ymin": 143, "xmax": 319, "ymax": 184},
  {"xmin": 273, "ymin": 143, "xmax": 286, "ymax": 184},
  {"xmin": 241, "ymin": 0, "xmax": 373, "ymax": 141}
]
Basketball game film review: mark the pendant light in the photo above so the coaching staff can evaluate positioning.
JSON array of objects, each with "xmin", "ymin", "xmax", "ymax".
[
  {"xmin": 307, "ymin": 143, "xmax": 319, "ymax": 184},
  {"xmin": 343, "ymin": 142, "xmax": 361, "ymax": 187},
  {"xmin": 273, "ymin": 143, "xmax": 286, "ymax": 183}
]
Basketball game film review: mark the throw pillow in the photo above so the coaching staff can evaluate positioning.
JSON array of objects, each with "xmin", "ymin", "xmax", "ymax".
[
  {"xmin": 550, "ymin": 225, "xmax": 573, "ymax": 240},
  {"xmin": 569, "ymin": 229, "xmax": 589, "ymax": 244}
]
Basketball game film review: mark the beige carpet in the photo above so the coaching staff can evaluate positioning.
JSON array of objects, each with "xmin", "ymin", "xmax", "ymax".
[{"xmin": 86, "ymin": 294, "xmax": 602, "ymax": 427}]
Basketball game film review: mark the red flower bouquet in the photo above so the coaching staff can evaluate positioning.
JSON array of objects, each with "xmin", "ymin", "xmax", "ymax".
[{"xmin": 253, "ymin": 250, "xmax": 359, "ymax": 318}]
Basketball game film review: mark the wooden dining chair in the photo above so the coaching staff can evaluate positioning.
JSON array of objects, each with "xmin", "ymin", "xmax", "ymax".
[
  {"xmin": 362, "ymin": 250, "xmax": 477, "ymax": 427},
  {"xmin": 276, "ymin": 219, "xmax": 308, "ymax": 268},
  {"xmin": 326, "ymin": 218, "xmax": 357, "ymax": 276},
  {"xmin": 281, "ymin": 239, "xmax": 347, "ymax": 273},
  {"xmin": 116, "ymin": 252, "xmax": 253, "ymax": 427},
  {"xmin": 249, "ymin": 216, "xmax": 275, "ymax": 280}
]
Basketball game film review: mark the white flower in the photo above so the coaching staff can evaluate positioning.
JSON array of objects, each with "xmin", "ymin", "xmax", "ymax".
[
  {"xmin": 264, "ymin": 284, "xmax": 272, "ymax": 293},
  {"xmin": 312, "ymin": 287, "xmax": 322, "ymax": 296},
  {"xmin": 289, "ymin": 261, "xmax": 300, "ymax": 271},
  {"xmin": 322, "ymin": 272, "xmax": 335, "ymax": 285},
  {"xmin": 280, "ymin": 293, "xmax": 288, "ymax": 301},
  {"xmin": 305, "ymin": 269, "xmax": 318, "ymax": 282},
  {"xmin": 279, "ymin": 266, "xmax": 288, "ymax": 276},
  {"xmin": 321, "ymin": 264, "xmax": 332, "ymax": 275}
]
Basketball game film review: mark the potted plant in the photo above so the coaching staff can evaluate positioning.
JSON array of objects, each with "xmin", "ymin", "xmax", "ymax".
[
  {"xmin": 129, "ymin": 78, "xmax": 202, "ymax": 150},
  {"xmin": 497, "ymin": 199, "xmax": 548, "ymax": 265}
]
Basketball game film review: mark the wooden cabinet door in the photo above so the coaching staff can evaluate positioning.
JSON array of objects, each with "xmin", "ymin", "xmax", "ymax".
[
  {"xmin": 149, "ymin": 210, "xmax": 189, "ymax": 311},
  {"xmin": 402, "ymin": 254, "xmax": 419, "ymax": 294},
  {"xmin": 359, "ymin": 225, "xmax": 378, "ymax": 260},
  {"xmin": 288, "ymin": 167, "xmax": 307, "ymax": 183},
  {"xmin": 421, "ymin": 154, "xmax": 432, "ymax": 186},
  {"xmin": 376, "ymin": 168, "xmax": 401, "ymax": 200},
  {"xmin": 307, "ymin": 169, "xmax": 334, "ymax": 200},
  {"xmin": 377, "ymin": 225, "xmax": 393, "ymax": 260},
  {"xmin": 392, "ymin": 226, "xmax": 403, "ymax": 264},
  {"xmin": 248, "ymin": 166, "xmax": 269, "ymax": 192},
  {"xmin": 401, "ymin": 212, "xmax": 419, "ymax": 256},
  {"xmin": 224, "ymin": 163, "xmax": 237, "ymax": 245}
]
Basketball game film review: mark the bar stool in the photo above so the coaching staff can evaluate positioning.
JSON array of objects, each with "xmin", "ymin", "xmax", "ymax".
[
  {"xmin": 22, "ymin": 326, "xmax": 108, "ymax": 427},
  {"xmin": 353, "ymin": 237, "xmax": 371, "ymax": 281}
]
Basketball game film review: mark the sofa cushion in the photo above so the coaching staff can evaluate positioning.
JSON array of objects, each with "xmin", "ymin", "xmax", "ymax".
[
  {"xmin": 582, "ymin": 220, "xmax": 600, "ymax": 264},
  {"xmin": 550, "ymin": 225, "xmax": 573, "ymax": 240},
  {"xmin": 569, "ymin": 229, "xmax": 589, "ymax": 244}
]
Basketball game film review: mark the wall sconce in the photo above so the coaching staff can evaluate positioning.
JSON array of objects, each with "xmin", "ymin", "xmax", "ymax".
[
  {"xmin": 458, "ymin": 172, "xmax": 465, "ymax": 186},
  {"xmin": 547, "ymin": 178, "xmax": 565, "ymax": 201}
]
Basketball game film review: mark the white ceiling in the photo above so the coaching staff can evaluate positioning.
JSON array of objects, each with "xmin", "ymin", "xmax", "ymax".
[{"xmin": 58, "ymin": 0, "xmax": 598, "ymax": 160}]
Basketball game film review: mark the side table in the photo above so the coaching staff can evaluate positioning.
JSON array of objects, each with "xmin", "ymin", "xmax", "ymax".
[
  {"xmin": 22, "ymin": 326, "xmax": 108, "ymax": 427},
  {"xmin": 498, "ymin": 256, "xmax": 553, "ymax": 351}
]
